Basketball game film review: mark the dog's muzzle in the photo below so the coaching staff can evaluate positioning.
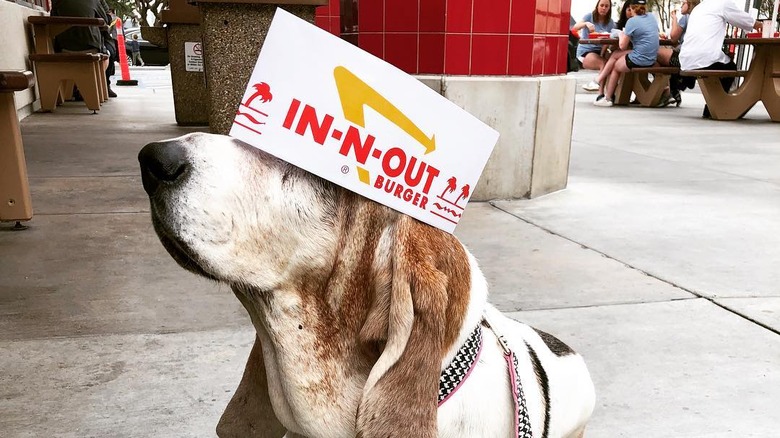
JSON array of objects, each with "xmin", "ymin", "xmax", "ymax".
[{"xmin": 138, "ymin": 140, "xmax": 189, "ymax": 196}]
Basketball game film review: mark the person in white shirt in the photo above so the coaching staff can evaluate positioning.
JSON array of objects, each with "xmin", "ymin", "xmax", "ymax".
[{"xmin": 678, "ymin": 0, "xmax": 763, "ymax": 117}]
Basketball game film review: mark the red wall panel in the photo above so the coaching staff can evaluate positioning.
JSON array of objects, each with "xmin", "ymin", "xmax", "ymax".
[{"xmin": 343, "ymin": 0, "xmax": 571, "ymax": 75}]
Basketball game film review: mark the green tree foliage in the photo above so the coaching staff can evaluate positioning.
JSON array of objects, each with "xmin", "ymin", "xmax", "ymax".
[
  {"xmin": 105, "ymin": 0, "xmax": 168, "ymax": 27},
  {"xmin": 648, "ymin": 0, "xmax": 674, "ymax": 32},
  {"xmin": 105, "ymin": 0, "xmax": 134, "ymax": 19}
]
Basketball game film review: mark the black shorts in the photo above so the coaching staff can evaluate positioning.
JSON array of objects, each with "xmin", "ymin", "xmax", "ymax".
[
  {"xmin": 625, "ymin": 56, "xmax": 654, "ymax": 70},
  {"xmin": 669, "ymin": 50, "xmax": 681, "ymax": 68}
]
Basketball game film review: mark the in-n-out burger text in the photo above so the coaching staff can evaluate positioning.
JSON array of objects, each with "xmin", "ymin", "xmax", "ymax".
[{"xmin": 282, "ymin": 98, "xmax": 439, "ymax": 210}]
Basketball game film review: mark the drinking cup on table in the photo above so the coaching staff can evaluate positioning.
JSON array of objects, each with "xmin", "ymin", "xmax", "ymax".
[{"xmin": 762, "ymin": 20, "xmax": 773, "ymax": 38}]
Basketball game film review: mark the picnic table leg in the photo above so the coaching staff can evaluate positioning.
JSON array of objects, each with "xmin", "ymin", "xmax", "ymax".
[
  {"xmin": 614, "ymin": 72, "xmax": 634, "ymax": 105},
  {"xmin": 700, "ymin": 48, "xmax": 766, "ymax": 120},
  {"xmin": 634, "ymin": 72, "xmax": 670, "ymax": 107},
  {"xmin": 761, "ymin": 47, "xmax": 780, "ymax": 122}
]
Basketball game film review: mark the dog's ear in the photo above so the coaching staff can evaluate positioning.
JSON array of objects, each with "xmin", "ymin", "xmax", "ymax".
[
  {"xmin": 357, "ymin": 216, "xmax": 471, "ymax": 438},
  {"xmin": 216, "ymin": 336, "xmax": 287, "ymax": 438}
]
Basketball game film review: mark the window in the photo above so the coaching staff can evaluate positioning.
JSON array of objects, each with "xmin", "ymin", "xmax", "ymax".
[{"xmin": 6, "ymin": 0, "xmax": 50, "ymax": 12}]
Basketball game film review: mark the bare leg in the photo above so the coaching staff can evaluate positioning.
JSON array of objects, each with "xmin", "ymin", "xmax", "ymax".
[
  {"xmin": 581, "ymin": 52, "xmax": 606, "ymax": 71},
  {"xmin": 606, "ymin": 53, "xmax": 631, "ymax": 101},
  {"xmin": 216, "ymin": 337, "xmax": 287, "ymax": 438},
  {"xmin": 656, "ymin": 47, "xmax": 674, "ymax": 66},
  {"xmin": 597, "ymin": 50, "xmax": 625, "ymax": 95}
]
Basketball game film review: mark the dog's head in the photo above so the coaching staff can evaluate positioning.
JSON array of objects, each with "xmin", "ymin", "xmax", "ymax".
[
  {"xmin": 138, "ymin": 132, "xmax": 472, "ymax": 436},
  {"xmin": 138, "ymin": 132, "xmax": 349, "ymax": 289}
]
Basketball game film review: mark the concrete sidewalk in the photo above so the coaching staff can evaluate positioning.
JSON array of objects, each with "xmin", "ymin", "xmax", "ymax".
[{"xmin": 1, "ymin": 69, "xmax": 778, "ymax": 437}]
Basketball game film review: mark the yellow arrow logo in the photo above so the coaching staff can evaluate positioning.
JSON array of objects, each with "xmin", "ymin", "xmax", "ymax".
[{"xmin": 333, "ymin": 66, "xmax": 436, "ymax": 154}]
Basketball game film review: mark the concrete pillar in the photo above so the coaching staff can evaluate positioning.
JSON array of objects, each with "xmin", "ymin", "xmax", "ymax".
[
  {"xmin": 189, "ymin": 0, "xmax": 327, "ymax": 135},
  {"xmin": 312, "ymin": 0, "xmax": 576, "ymax": 200},
  {"xmin": 145, "ymin": 0, "xmax": 209, "ymax": 125},
  {"xmin": 418, "ymin": 75, "xmax": 575, "ymax": 200}
]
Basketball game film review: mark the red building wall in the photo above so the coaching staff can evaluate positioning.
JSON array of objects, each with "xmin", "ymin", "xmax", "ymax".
[
  {"xmin": 316, "ymin": 0, "xmax": 571, "ymax": 76},
  {"xmin": 315, "ymin": 0, "xmax": 341, "ymax": 36}
]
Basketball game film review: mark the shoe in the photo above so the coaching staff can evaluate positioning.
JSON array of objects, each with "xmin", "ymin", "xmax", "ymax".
[
  {"xmin": 582, "ymin": 80, "xmax": 600, "ymax": 91},
  {"xmin": 670, "ymin": 90, "xmax": 682, "ymax": 107},
  {"xmin": 108, "ymin": 88, "xmax": 117, "ymax": 98},
  {"xmin": 594, "ymin": 96, "xmax": 613, "ymax": 107},
  {"xmin": 702, "ymin": 105, "xmax": 711, "ymax": 119},
  {"xmin": 657, "ymin": 92, "xmax": 673, "ymax": 108},
  {"xmin": 629, "ymin": 98, "xmax": 640, "ymax": 105}
]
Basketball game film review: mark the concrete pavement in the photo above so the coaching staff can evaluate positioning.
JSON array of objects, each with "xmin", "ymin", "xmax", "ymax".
[{"xmin": 1, "ymin": 68, "xmax": 778, "ymax": 437}]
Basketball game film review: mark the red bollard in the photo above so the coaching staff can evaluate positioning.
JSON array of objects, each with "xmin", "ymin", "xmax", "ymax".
[{"xmin": 115, "ymin": 18, "xmax": 138, "ymax": 86}]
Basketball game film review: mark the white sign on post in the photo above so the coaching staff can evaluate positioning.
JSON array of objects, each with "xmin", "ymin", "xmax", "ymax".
[
  {"xmin": 184, "ymin": 42, "xmax": 203, "ymax": 72},
  {"xmin": 230, "ymin": 9, "xmax": 499, "ymax": 233}
]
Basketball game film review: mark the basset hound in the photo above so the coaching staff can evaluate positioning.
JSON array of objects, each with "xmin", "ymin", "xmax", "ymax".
[{"xmin": 138, "ymin": 133, "xmax": 595, "ymax": 438}]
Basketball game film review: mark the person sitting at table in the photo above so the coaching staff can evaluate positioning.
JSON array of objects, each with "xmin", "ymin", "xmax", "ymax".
[
  {"xmin": 615, "ymin": 0, "xmax": 634, "ymax": 30},
  {"xmin": 51, "ymin": 0, "xmax": 117, "ymax": 98},
  {"xmin": 593, "ymin": 0, "xmax": 660, "ymax": 107},
  {"xmin": 573, "ymin": 0, "xmax": 616, "ymax": 91},
  {"xmin": 678, "ymin": 0, "xmax": 763, "ymax": 118},
  {"xmin": 656, "ymin": 0, "xmax": 701, "ymax": 107}
]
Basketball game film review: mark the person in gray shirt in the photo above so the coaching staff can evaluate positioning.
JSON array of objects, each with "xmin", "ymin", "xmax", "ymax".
[
  {"xmin": 51, "ymin": 0, "xmax": 117, "ymax": 97},
  {"xmin": 51, "ymin": 0, "xmax": 110, "ymax": 52}
]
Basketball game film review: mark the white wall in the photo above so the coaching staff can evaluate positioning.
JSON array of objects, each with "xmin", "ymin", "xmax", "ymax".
[{"xmin": 0, "ymin": 1, "xmax": 46, "ymax": 117}]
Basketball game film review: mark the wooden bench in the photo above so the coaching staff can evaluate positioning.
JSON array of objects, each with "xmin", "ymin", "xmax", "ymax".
[
  {"xmin": 28, "ymin": 16, "xmax": 107, "ymax": 113},
  {"xmin": 680, "ymin": 70, "xmax": 748, "ymax": 78},
  {"xmin": 27, "ymin": 16, "xmax": 106, "ymax": 53},
  {"xmin": 0, "ymin": 71, "xmax": 35, "ymax": 227},
  {"xmin": 615, "ymin": 66, "xmax": 680, "ymax": 107},
  {"xmin": 29, "ymin": 53, "xmax": 104, "ymax": 112}
]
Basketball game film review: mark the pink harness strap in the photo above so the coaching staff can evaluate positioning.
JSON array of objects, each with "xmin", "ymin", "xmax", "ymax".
[
  {"xmin": 437, "ymin": 325, "xmax": 483, "ymax": 406},
  {"xmin": 436, "ymin": 317, "xmax": 533, "ymax": 437},
  {"xmin": 482, "ymin": 316, "xmax": 534, "ymax": 438}
]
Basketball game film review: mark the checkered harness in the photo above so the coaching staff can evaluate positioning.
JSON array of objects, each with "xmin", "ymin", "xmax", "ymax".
[{"xmin": 437, "ymin": 318, "xmax": 533, "ymax": 438}]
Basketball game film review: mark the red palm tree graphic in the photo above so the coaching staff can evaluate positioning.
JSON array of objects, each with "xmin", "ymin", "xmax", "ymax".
[
  {"xmin": 454, "ymin": 184, "xmax": 470, "ymax": 205},
  {"xmin": 441, "ymin": 176, "xmax": 457, "ymax": 198},
  {"xmin": 245, "ymin": 82, "xmax": 273, "ymax": 107}
]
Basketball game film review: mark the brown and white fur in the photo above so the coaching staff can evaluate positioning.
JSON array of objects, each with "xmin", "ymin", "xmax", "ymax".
[{"xmin": 138, "ymin": 133, "xmax": 595, "ymax": 438}]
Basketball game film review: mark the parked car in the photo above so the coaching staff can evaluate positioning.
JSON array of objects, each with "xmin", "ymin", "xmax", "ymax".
[{"xmin": 123, "ymin": 27, "xmax": 169, "ymax": 66}]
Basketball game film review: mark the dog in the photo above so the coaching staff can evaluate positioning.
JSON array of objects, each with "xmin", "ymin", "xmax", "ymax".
[{"xmin": 138, "ymin": 132, "xmax": 595, "ymax": 438}]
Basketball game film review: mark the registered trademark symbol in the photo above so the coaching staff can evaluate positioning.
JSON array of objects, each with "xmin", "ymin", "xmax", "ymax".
[{"xmin": 341, "ymin": 165, "xmax": 349, "ymax": 174}]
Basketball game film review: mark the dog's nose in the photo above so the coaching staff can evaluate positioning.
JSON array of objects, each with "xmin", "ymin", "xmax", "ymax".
[{"xmin": 138, "ymin": 140, "xmax": 189, "ymax": 195}]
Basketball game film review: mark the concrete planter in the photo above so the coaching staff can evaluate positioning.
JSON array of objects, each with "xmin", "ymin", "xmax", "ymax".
[
  {"xmin": 139, "ymin": 26, "xmax": 168, "ymax": 48},
  {"xmin": 417, "ymin": 75, "xmax": 575, "ymax": 200}
]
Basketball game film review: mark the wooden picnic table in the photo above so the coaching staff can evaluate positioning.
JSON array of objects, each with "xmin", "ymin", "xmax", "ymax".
[
  {"xmin": 579, "ymin": 37, "xmax": 679, "ymax": 107},
  {"xmin": 26, "ymin": 16, "xmax": 109, "ymax": 112},
  {"xmin": 27, "ymin": 16, "xmax": 107, "ymax": 55},
  {"xmin": 579, "ymin": 38, "xmax": 678, "ymax": 46},
  {"xmin": 686, "ymin": 38, "xmax": 780, "ymax": 122}
]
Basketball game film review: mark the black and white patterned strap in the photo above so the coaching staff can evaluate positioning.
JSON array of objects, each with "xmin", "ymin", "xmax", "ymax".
[
  {"xmin": 438, "ymin": 324, "xmax": 482, "ymax": 405},
  {"xmin": 436, "ymin": 317, "xmax": 533, "ymax": 438},
  {"xmin": 508, "ymin": 350, "xmax": 534, "ymax": 438},
  {"xmin": 483, "ymin": 316, "xmax": 533, "ymax": 438}
]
